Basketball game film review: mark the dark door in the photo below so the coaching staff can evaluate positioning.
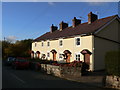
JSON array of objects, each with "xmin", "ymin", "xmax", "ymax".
[
  {"xmin": 53, "ymin": 53, "xmax": 56, "ymax": 61},
  {"xmin": 84, "ymin": 54, "xmax": 90, "ymax": 65}
]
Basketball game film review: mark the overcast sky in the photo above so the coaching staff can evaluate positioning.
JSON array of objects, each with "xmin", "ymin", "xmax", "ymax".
[{"xmin": 2, "ymin": 2, "xmax": 119, "ymax": 41}]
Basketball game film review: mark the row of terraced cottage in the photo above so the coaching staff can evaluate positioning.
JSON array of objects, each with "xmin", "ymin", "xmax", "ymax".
[{"xmin": 31, "ymin": 12, "xmax": 120, "ymax": 71}]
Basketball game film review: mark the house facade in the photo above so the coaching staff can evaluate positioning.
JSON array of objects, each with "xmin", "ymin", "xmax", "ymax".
[{"xmin": 31, "ymin": 12, "xmax": 120, "ymax": 71}]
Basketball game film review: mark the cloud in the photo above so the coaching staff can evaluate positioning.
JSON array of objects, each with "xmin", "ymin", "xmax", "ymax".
[
  {"xmin": 6, "ymin": 36, "xmax": 17, "ymax": 42},
  {"xmin": 48, "ymin": 2, "xmax": 55, "ymax": 6}
]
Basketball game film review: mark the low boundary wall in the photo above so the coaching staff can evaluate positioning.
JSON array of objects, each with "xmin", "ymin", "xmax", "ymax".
[
  {"xmin": 105, "ymin": 75, "xmax": 120, "ymax": 89},
  {"xmin": 41, "ymin": 64, "xmax": 82, "ymax": 78}
]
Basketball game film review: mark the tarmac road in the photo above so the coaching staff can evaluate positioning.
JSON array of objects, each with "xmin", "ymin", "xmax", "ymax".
[{"xmin": 2, "ymin": 64, "xmax": 115, "ymax": 90}]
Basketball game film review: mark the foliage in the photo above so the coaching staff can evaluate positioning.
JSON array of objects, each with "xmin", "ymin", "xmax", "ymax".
[
  {"xmin": 52, "ymin": 60, "xmax": 82, "ymax": 67},
  {"xmin": 105, "ymin": 51, "xmax": 120, "ymax": 76},
  {"xmin": 2, "ymin": 39, "xmax": 33, "ymax": 59}
]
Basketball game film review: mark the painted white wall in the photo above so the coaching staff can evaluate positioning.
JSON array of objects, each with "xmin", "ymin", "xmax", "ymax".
[{"xmin": 32, "ymin": 35, "xmax": 94, "ymax": 70}]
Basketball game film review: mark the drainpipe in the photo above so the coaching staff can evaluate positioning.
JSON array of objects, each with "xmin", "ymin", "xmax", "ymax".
[{"xmin": 92, "ymin": 35, "xmax": 95, "ymax": 71}]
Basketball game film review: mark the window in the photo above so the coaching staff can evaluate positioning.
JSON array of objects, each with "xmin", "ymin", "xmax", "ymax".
[
  {"xmin": 35, "ymin": 43, "xmax": 37, "ymax": 47},
  {"xmin": 75, "ymin": 54, "xmax": 80, "ymax": 61},
  {"xmin": 47, "ymin": 52, "xmax": 50, "ymax": 57},
  {"xmin": 59, "ymin": 40, "xmax": 63, "ymax": 46},
  {"xmin": 76, "ymin": 38, "xmax": 80, "ymax": 46},
  {"xmin": 47, "ymin": 42, "xmax": 50, "ymax": 46},
  {"xmin": 41, "ymin": 54, "xmax": 46, "ymax": 59},
  {"xmin": 59, "ymin": 53, "xmax": 63, "ymax": 59},
  {"xmin": 35, "ymin": 53, "xmax": 37, "ymax": 58},
  {"xmin": 41, "ymin": 42, "xmax": 44, "ymax": 47}
]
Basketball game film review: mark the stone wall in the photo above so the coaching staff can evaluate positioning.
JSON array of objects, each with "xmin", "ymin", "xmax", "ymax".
[
  {"xmin": 61, "ymin": 66, "xmax": 82, "ymax": 77},
  {"xmin": 105, "ymin": 75, "xmax": 120, "ymax": 89},
  {"xmin": 40, "ymin": 64, "xmax": 82, "ymax": 78}
]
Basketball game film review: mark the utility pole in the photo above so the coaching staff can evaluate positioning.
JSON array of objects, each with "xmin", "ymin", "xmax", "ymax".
[{"xmin": 4, "ymin": 37, "xmax": 5, "ymax": 42}]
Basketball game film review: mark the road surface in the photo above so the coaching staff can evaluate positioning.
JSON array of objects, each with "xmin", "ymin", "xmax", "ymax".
[{"xmin": 2, "ymin": 65, "xmax": 115, "ymax": 89}]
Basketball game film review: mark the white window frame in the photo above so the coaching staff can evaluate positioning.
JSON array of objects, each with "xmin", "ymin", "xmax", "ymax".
[
  {"xmin": 59, "ymin": 39, "xmax": 63, "ymax": 47},
  {"xmin": 47, "ymin": 41, "xmax": 50, "ymax": 47},
  {"xmin": 47, "ymin": 52, "xmax": 50, "ymax": 58},
  {"xmin": 41, "ymin": 53, "xmax": 46, "ymax": 59},
  {"xmin": 35, "ymin": 52, "xmax": 37, "ymax": 58},
  {"xmin": 41, "ymin": 41, "xmax": 44, "ymax": 47},
  {"xmin": 59, "ymin": 53, "xmax": 63, "ymax": 60},
  {"xmin": 34, "ymin": 42, "xmax": 37, "ymax": 47},
  {"xmin": 75, "ymin": 37, "xmax": 81, "ymax": 47},
  {"xmin": 75, "ymin": 53, "xmax": 80, "ymax": 61}
]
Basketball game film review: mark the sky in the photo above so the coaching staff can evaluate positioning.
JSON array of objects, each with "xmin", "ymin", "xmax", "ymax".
[{"xmin": 2, "ymin": 1, "xmax": 119, "ymax": 42}]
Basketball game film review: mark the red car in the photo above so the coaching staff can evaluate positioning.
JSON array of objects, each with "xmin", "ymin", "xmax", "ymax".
[{"xmin": 12, "ymin": 59, "xmax": 30, "ymax": 70}]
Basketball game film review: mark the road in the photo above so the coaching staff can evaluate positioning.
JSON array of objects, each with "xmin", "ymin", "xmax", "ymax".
[{"xmin": 2, "ymin": 65, "xmax": 115, "ymax": 89}]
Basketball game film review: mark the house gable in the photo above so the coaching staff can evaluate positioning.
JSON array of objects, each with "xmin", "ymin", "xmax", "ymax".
[
  {"xmin": 93, "ymin": 16, "xmax": 120, "ymax": 71},
  {"xmin": 94, "ymin": 16, "xmax": 120, "ymax": 43}
]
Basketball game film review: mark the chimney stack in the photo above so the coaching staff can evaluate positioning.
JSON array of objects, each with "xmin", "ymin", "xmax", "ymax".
[
  {"xmin": 72, "ymin": 17, "xmax": 81, "ymax": 27},
  {"xmin": 50, "ymin": 24, "xmax": 58, "ymax": 33},
  {"xmin": 59, "ymin": 21, "xmax": 68, "ymax": 31},
  {"xmin": 88, "ymin": 12, "xmax": 98, "ymax": 24}
]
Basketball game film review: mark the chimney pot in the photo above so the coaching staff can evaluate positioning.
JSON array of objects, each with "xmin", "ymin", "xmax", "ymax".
[
  {"xmin": 88, "ymin": 12, "xmax": 98, "ymax": 24},
  {"xmin": 72, "ymin": 17, "xmax": 81, "ymax": 27},
  {"xmin": 51, "ymin": 24, "xmax": 58, "ymax": 33},
  {"xmin": 59, "ymin": 21, "xmax": 68, "ymax": 31}
]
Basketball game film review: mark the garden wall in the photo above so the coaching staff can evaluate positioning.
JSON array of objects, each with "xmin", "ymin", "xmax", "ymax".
[
  {"xmin": 105, "ymin": 51, "xmax": 120, "ymax": 89},
  {"xmin": 105, "ymin": 75, "xmax": 120, "ymax": 89},
  {"xmin": 41, "ymin": 64, "xmax": 82, "ymax": 78}
]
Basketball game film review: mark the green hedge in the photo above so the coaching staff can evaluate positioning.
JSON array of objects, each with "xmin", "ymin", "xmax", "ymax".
[{"xmin": 105, "ymin": 51, "xmax": 120, "ymax": 76}]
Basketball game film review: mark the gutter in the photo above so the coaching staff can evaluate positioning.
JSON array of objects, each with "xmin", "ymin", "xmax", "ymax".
[{"xmin": 33, "ymin": 33, "xmax": 89, "ymax": 42}]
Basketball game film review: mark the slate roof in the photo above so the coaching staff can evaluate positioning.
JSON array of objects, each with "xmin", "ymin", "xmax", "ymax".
[{"xmin": 34, "ymin": 15, "xmax": 118, "ymax": 42}]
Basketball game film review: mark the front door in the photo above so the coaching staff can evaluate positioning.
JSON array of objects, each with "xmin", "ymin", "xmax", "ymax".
[
  {"xmin": 84, "ymin": 53, "xmax": 90, "ymax": 65},
  {"xmin": 83, "ymin": 53, "xmax": 90, "ymax": 70},
  {"xmin": 53, "ymin": 53, "xmax": 56, "ymax": 61},
  {"xmin": 66, "ymin": 53, "xmax": 70, "ymax": 63}
]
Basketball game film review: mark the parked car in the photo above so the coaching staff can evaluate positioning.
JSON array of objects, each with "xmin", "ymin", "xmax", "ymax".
[
  {"xmin": 12, "ymin": 59, "xmax": 30, "ymax": 70},
  {"xmin": 4, "ymin": 57, "xmax": 16, "ymax": 66}
]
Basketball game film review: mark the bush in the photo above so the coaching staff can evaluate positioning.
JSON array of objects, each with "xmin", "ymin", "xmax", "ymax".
[
  {"xmin": 58, "ymin": 60, "xmax": 82, "ymax": 67},
  {"xmin": 105, "ymin": 51, "xmax": 120, "ymax": 76}
]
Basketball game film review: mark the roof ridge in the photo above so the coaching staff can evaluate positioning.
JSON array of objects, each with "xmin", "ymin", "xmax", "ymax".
[
  {"xmin": 50, "ymin": 14, "xmax": 117, "ymax": 32},
  {"xmin": 34, "ymin": 14, "xmax": 118, "ymax": 41},
  {"xmin": 66, "ymin": 14, "xmax": 117, "ymax": 29}
]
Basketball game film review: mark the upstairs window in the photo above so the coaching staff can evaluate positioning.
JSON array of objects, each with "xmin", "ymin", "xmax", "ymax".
[
  {"xmin": 75, "ymin": 54, "xmax": 80, "ymax": 61},
  {"xmin": 59, "ymin": 53, "xmax": 63, "ymax": 59},
  {"xmin": 41, "ymin": 42, "xmax": 44, "ymax": 47},
  {"xmin": 47, "ymin": 42, "xmax": 50, "ymax": 46},
  {"xmin": 59, "ymin": 40, "xmax": 63, "ymax": 46},
  {"xmin": 76, "ymin": 38, "xmax": 80, "ymax": 46},
  {"xmin": 35, "ymin": 43, "xmax": 37, "ymax": 47},
  {"xmin": 47, "ymin": 52, "xmax": 50, "ymax": 57}
]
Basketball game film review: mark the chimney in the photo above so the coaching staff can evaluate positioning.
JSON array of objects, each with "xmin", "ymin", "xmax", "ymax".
[
  {"xmin": 72, "ymin": 17, "xmax": 81, "ymax": 27},
  {"xmin": 88, "ymin": 12, "xmax": 98, "ymax": 24},
  {"xmin": 50, "ymin": 24, "xmax": 58, "ymax": 33},
  {"xmin": 59, "ymin": 21, "xmax": 68, "ymax": 31}
]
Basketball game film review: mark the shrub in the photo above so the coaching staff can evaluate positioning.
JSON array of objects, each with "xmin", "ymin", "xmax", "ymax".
[
  {"xmin": 58, "ymin": 60, "xmax": 82, "ymax": 67},
  {"xmin": 81, "ymin": 62, "xmax": 89, "ymax": 73},
  {"xmin": 105, "ymin": 51, "xmax": 120, "ymax": 76}
]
